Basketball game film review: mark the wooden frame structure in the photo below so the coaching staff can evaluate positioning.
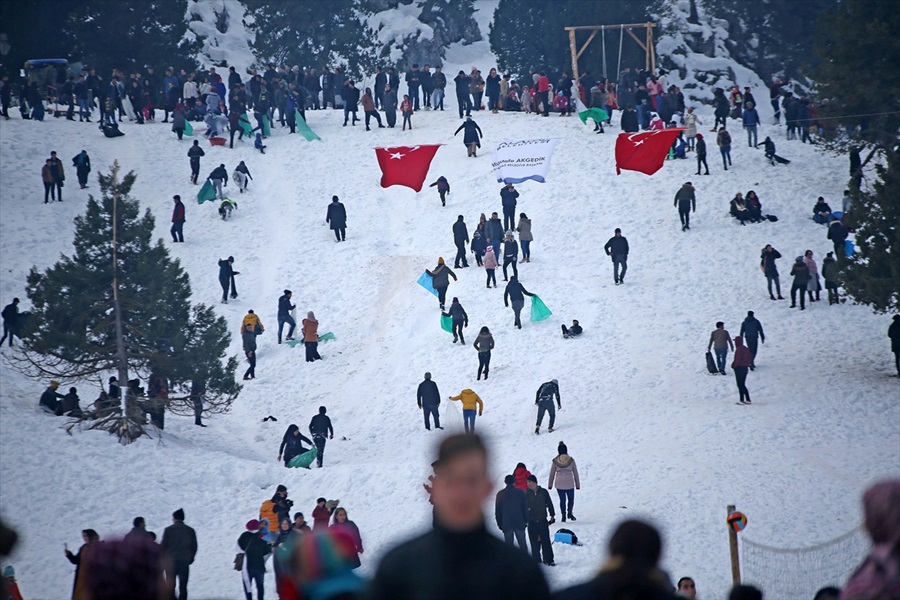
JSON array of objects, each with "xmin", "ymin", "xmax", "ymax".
[{"xmin": 564, "ymin": 22, "xmax": 656, "ymax": 80}]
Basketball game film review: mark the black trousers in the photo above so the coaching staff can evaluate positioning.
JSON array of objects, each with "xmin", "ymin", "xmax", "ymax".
[
  {"xmin": 166, "ymin": 559, "xmax": 190, "ymax": 600},
  {"xmin": 244, "ymin": 351, "xmax": 256, "ymax": 379},
  {"xmin": 528, "ymin": 520, "xmax": 554, "ymax": 564},
  {"xmin": 44, "ymin": 182, "xmax": 56, "ymax": 202},
  {"xmin": 457, "ymin": 94, "xmax": 471, "ymax": 118},
  {"xmin": 332, "ymin": 227, "xmax": 345, "ymax": 241},
  {"xmin": 305, "ymin": 341, "xmax": 321, "ymax": 362},
  {"xmin": 0, "ymin": 323, "xmax": 13, "ymax": 346},
  {"xmin": 452, "ymin": 321, "xmax": 464, "ymax": 343},
  {"xmin": 679, "ymin": 208, "xmax": 691, "ymax": 228},
  {"xmin": 219, "ymin": 277, "xmax": 230, "ymax": 302},
  {"xmin": 454, "ymin": 242, "xmax": 468, "ymax": 267},
  {"xmin": 696, "ymin": 156, "xmax": 708, "ymax": 174},
  {"xmin": 503, "ymin": 210, "xmax": 515, "ymax": 232},
  {"xmin": 423, "ymin": 404, "xmax": 440, "ymax": 429},
  {"xmin": 503, "ymin": 258, "xmax": 518, "ymax": 280},
  {"xmin": 436, "ymin": 286, "xmax": 448, "ymax": 307},
  {"xmin": 171, "ymin": 221, "xmax": 184, "ymax": 242},
  {"xmin": 734, "ymin": 366, "xmax": 750, "ymax": 402},
  {"xmin": 365, "ymin": 110, "xmax": 383, "ymax": 128},
  {"xmin": 190, "ymin": 159, "xmax": 200, "ymax": 183},
  {"xmin": 486, "ymin": 269, "xmax": 496, "ymax": 287},
  {"xmin": 791, "ymin": 283, "xmax": 806, "ymax": 309},
  {"xmin": 477, "ymin": 351, "xmax": 491, "ymax": 378},
  {"xmin": 313, "ymin": 435, "xmax": 326, "ymax": 467}
]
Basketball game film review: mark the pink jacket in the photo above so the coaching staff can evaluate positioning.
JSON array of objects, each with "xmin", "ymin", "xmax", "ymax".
[
  {"xmin": 803, "ymin": 256, "xmax": 818, "ymax": 276},
  {"xmin": 483, "ymin": 249, "xmax": 498, "ymax": 269}
]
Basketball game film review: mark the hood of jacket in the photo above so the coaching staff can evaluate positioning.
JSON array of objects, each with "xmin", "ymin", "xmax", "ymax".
[{"xmin": 553, "ymin": 454, "xmax": 573, "ymax": 468}]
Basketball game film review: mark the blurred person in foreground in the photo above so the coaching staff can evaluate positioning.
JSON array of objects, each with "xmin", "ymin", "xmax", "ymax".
[
  {"xmin": 369, "ymin": 433, "xmax": 551, "ymax": 600},
  {"xmin": 842, "ymin": 479, "xmax": 900, "ymax": 600}
]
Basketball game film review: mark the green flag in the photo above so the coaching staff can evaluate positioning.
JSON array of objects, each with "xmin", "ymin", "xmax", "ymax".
[
  {"xmin": 296, "ymin": 110, "xmax": 321, "ymax": 141},
  {"xmin": 240, "ymin": 112, "xmax": 253, "ymax": 136},
  {"xmin": 262, "ymin": 114, "xmax": 271, "ymax": 137},
  {"xmin": 197, "ymin": 180, "xmax": 217, "ymax": 204},
  {"xmin": 183, "ymin": 120, "xmax": 193, "ymax": 136},
  {"xmin": 575, "ymin": 97, "xmax": 609, "ymax": 125},
  {"xmin": 530, "ymin": 295, "xmax": 552, "ymax": 322}
]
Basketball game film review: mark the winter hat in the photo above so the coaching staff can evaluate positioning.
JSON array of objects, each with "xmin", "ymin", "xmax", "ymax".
[
  {"xmin": 3, "ymin": 565, "xmax": 13, "ymax": 577},
  {"xmin": 552, "ymin": 379, "xmax": 558, "ymax": 385},
  {"xmin": 307, "ymin": 311, "xmax": 316, "ymax": 320},
  {"xmin": 246, "ymin": 519, "xmax": 260, "ymax": 531},
  {"xmin": 228, "ymin": 256, "xmax": 235, "ymax": 262},
  {"xmin": 50, "ymin": 380, "xmax": 59, "ymax": 389},
  {"xmin": 277, "ymin": 484, "xmax": 288, "ymax": 493},
  {"xmin": 695, "ymin": 133, "xmax": 703, "ymax": 139},
  {"xmin": 438, "ymin": 257, "xmax": 445, "ymax": 264},
  {"xmin": 558, "ymin": 441, "xmax": 568, "ymax": 455},
  {"xmin": 486, "ymin": 246, "xmax": 494, "ymax": 252},
  {"xmin": 173, "ymin": 508, "xmax": 185, "ymax": 521},
  {"xmin": 452, "ymin": 297, "xmax": 459, "ymax": 303},
  {"xmin": 526, "ymin": 474, "xmax": 538, "ymax": 483}
]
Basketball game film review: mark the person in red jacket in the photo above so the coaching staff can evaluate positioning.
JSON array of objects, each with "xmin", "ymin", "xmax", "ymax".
[
  {"xmin": 537, "ymin": 73, "xmax": 550, "ymax": 117},
  {"xmin": 732, "ymin": 336, "xmax": 753, "ymax": 404},
  {"xmin": 171, "ymin": 195, "xmax": 185, "ymax": 243},
  {"xmin": 513, "ymin": 462, "xmax": 531, "ymax": 491}
]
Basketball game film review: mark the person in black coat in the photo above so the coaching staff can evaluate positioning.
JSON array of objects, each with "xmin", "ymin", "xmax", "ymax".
[
  {"xmin": 695, "ymin": 133, "xmax": 709, "ymax": 175},
  {"xmin": 603, "ymin": 228, "xmax": 629, "ymax": 285},
  {"xmin": 217, "ymin": 256, "xmax": 238, "ymax": 303},
  {"xmin": 500, "ymin": 183, "xmax": 519, "ymax": 231},
  {"xmin": 416, "ymin": 372, "xmax": 442, "ymax": 430},
  {"xmin": 187, "ymin": 140, "xmax": 205, "ymax": 185},
  {"xmin": 502, "ymin": 232, "xmax": 519, "ymax": 281},
  {"xmin": 827, "ymin": 218, "xmax": 848, "ymax": 258},
  {"xmin": 309, "ymin": 406, "xmax": 334, "ymax": 468},
  {"xmin": 554, "ymin": 520, "xmax": 675, "ymax": 600},
  {"xmin": 504, "ymin": 276, "xmax": 534, "ymax": 329},
  {"xmin": 326, "ymin": 195, "xmax": 347, "ymax": 242},
  {"xmin": 760, "ymin": 244, "xmax": 783, "ymax": 300},
  {"xmin": 342, "ymin": 80, "xmax": 360, "ymax": 126},
  {"xmin": 889, "ymin": 315, "xmax": 900, "ymax": 377},
  {"xmin": 238, "ymin": 522, "xmax": 272, "ymax": 599},
  {"xmin": 72, "ymin": 150, "xmax": 91, "ymax": 189},
  {"xmin": 277, "ymin": 289, "xmax": 296, "ymax": 343},
  {"xmin": 452, "ymin": 215, "xmax": 469, "ymax": 268},
  {"xmin": 0, "ymin": 298, "xmax": 20, "ymax": 347},
  {"xmin": 279, "ymin": 424, "xmax": 312, "ymax": 467},
  {"xmin": 495, "ymin": 474, "xmax": 529, "ymax": 550},
  {"xmin": 455, "ymin": 117, "xmax": 482, "ymax": 157},
  {"xmin": 405, "ymin": 65, "xmax": 421, "ymax": 110},
  {"xmin": 620, "ymin": 104, "xmax": 639, "ymax": 133},
  {"xmin": 161, "ymin": 509, "xmax": 198, "ymax": 600},
  {"xmin": 39, "ymin": 381, "xmax": 64, "ymax": 415},
  {"xmin": 739, "ymin": 311, "xmax": 765, "ymax": 370},
  {"xmin": 674, "ymin": 182, "xmax": 696, "ymax": 231},
  {"xmin": 454, "ymin": 70, "xmax": 472, "ymax": 118},
  {"xmin": 443, "ymin": 297, "xmax": 469, "ymax": 344},
  {"xmin": 525, "ymin": 475, "xmax": 556, "ymax": 566}
]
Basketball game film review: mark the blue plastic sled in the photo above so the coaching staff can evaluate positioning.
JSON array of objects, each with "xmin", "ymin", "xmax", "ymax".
[
  {"xmin": 845, "ymin": 240, "xmax": 855, "ymax": 255},
  {"xmin": 418, "ymin": 271, "xmax": 438, "ymax": 297}
]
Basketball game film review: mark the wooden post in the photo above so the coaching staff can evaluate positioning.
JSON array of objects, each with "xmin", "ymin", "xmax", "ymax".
[
  {"xmin": 568, "ymin": 29, "xmax": 580, "ymax": 81},
  {"xmin": 727, "ymin": 504, "xmax": 741, "ymax": 586},
  {"xmin": 648, "ymin": 23, "xmax": 656, "ymax": 73}
]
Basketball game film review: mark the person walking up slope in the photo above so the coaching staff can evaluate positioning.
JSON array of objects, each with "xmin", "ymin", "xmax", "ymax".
[
  {"xmin": 454, "ymin": 116, "xmax": 483, "ymax": 157},
  {"xmin": 732, "ymin": 336, "xmax": 753, "ymax": 404},
  {"xmin": 739, "ymin": 311, "xmax": 765, "ymax": 370},
  {"xmin": 302, "ymin": 311, "xmax": 322, "ymax": 362},
  {"xmin": 426, "ymin": 258, "xmax": 458, "ymax": 310},
  {"xmin": 444, "ymin": 297, "xmax": 469, "ymax": 344},
  {"xmin": 277, "ymin": 289, "xmax": 296, "ymax": 344},
  {"xmin": 760, "ymin": 244, "xmax": 784, "ymax": 300},
  {"xmin": 417, "ymin": 372, "xmax": 443, "ymax": 430},
  {"xmin": 242, "ymin": 323, "xmax": 257, "ymax": 380},
  {"xmin": 534, "ymin": 379, "xmax": 561, "ymax": 435},
  {"xmin": 483, "ymin": 246, "xmax": 498, "ymax": 288},
  {"xmin": 309, "ymin": 406, "xmax": 334, "ymax": 468},
  {"xmin": 187, "ymin": 140, "xmax": 204, "ymax": 184},
  {"xmin": 449, "ymin": 388, "xmax": 483, "ymax": 433},
  {"xmin": 161, "ymin": 509, "xmax": 197, "ymax": 600},
  {"xmin": 707, "ymin": 321, "xmax": 734, "ymax": 375},
  {"xmin": 674, "ymin": 182, "xmax": 696, "ymax": 231},
  {"xmin": 695, "ymin": 133, "xmax": 709, "ymax": 175},
  {"xmin": 326, "ymin": 195, "xmax": 347, "ymax": 242},
  {"xmin": 473, "ymin": 326, "xmax": 494, "ymax": 380},
  {"xmin": 170, "ymin": 195, "xmax": 185, "ymax": 243},
  {"xmin": 603, "ymin": 228, "xmax": 629, "ymax": 285},
  {"xmin": 548, "ymin": 441, "xmax": 580, "ymax": 522},
  {"xmin": 429, "ymin": 176, "xmax": 450, "ymax": 206},
  {"xmin": 452, "ymin": 215, "xmax": 469, "ymax": 268},
  {"xmin": 504, "ymin": 276, "xmax": 534, "ymax": 329}
]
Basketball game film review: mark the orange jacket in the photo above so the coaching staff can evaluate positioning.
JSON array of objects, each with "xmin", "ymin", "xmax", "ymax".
[
  {"xmin": 241, "ymin": 313, "xmax": 264, "ymax": 334},
  {"xmin": 302, "ymin": 318, "xmax": 318, "ymax": 342},
  {"xmin": 450, "ymin": 389, "xmax": 483, "ymax": 414}
]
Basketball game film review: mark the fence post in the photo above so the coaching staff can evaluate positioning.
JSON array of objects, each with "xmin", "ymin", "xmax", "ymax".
[{"xmin": 728, "ymin": 504, "xmax": 741, "ymax": 586}]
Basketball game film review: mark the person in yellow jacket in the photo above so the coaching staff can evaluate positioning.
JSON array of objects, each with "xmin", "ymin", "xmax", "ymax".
[
  {"xmin": 241, "ymin": 309, "xmax": 264, "ymax": 335},
  {"xmin": 449, "ymin": 389, "xmax": 483, "ymax": 433}
]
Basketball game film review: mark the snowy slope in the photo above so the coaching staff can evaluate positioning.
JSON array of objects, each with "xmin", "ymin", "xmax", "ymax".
[{"xmin": 1, "ymin": 54, "xmax": 898, "ymax": 600}]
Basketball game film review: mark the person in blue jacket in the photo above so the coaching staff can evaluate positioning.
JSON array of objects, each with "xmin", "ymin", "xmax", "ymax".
[
  {"xmin": 742, "ymin": 101, "xmax": 760, "ymax": 148},
  {"xmin": 277, "ymin": 290, "xmax": 296, "ymax": 344}
]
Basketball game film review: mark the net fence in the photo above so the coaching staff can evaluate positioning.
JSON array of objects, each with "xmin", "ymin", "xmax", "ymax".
[{"xmin": 740, "ymin": 526, "xmax": 870, "ymax": 599}]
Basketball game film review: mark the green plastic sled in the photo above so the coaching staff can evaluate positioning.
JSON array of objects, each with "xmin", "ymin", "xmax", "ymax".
[
  {"xmin": 262, "ymin": 114, "xmax": 271, "ymax": 137},
  {"xmin": 318, "ymin": 332, "xmax": 336, "ymax": 342},
  {"xmin": 288, "ymin": 447, "xmax": 318, "ymax": 469},
  {"xmin": 240, "ymin": 112, "xmax": 253, "ymax": 136},
  {"xmin": 530, "ymin": 295, "xmax": 552, "ymax": 322},
  {"xmin": 197, "ymin": 180, "xmax": 217, "ymax": 204},
  {"xmin": 440, "ymin": 314, "xmax": 453, "ymax": 333},
  {"xmin": 296, "ymin": 110, "xmax": 322, "ymax": 141}
]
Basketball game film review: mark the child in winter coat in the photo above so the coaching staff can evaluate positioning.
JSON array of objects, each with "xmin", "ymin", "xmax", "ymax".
[
  {"xmin": 401, "ymin": 95, "xmax": 413, "ymax": 130},
  {"xmin": 483, "ymin": 246, "xmax": 498, "ymax": 288},
  {"xmin": 471, "ymin": 230, "xmax": 486, "ymax": 266},
  {"xmin": 513, "ymin": 463, "xmax": 531, "ymax": 491},
  {"xmin": 254, "ymin": 132, "xmax": 266, "ymax": 154}
]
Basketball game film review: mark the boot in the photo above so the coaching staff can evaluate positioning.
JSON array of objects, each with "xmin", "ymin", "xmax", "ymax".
[
  {"xmin": 561, "ymin": 513, "xmax": 566, "ymax": 523},
  {"xmin": 567, "ymin": 512, "xmax": 576, "ymax": 521}
]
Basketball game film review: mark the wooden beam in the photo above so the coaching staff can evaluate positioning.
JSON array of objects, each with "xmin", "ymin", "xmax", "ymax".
[
  {"xmin": 565, "ymin": 23, "xmax": 656, "ymax": 31},
  {"xmin": 648, "ymin": 24, "xmax": 656, "ymax": 72},
  {"xmin": 568, "ymin": 29, "xmax": 580, "ymax": 81},
  {"xmin": 575, "ymin": 29, "xmax": 598, "ymax": 62},
  {"xmin": 625, "ymin": 27, "xmax": 646, "ymax": 52}
]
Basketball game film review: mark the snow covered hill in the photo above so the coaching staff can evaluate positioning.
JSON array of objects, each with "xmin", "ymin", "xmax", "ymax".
[{"xmin": 1, "ymin": 21, "xmax": 898, "ymax": 600}]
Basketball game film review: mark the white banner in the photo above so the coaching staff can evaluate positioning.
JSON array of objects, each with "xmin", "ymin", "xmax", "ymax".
[{"xmin": 491, "ymin": 138, "xmax": 561, "ymax": 184}]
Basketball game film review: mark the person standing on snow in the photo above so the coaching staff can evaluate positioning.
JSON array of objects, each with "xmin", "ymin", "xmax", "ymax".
[
  {"xmin": 452, "ymin": 215, "xmax": 470, "ymax": 268},
  {"xmin": 72, "ymin": 150, "xmax": 91, "ymax": 189},
  {"xmin": 707, "ymin": 321, "xmax": 734, "ymax": 375},
  {"xmin": 361, "ymin": 87, "xmax": 384, "ymax": 130},
  {"xmin": 309, "ymin": 406, "xmax": 334, "ymax": 468},
  {"xmin": 187, "ymin": 140, "xmax": 204, "ymax": 185},
  {"xmin": 674, "ymin": 182, "xmax": 696, "ymax": 231},
  {"xmin": 548, "ymin": 441, "xmax": 580, "ymax": 522},
  {"xmin": 454, "ymin": 116, "xmax": 483, "ymax": 157},
  {"xmin": 217, "ymin": 256, "xmax": 238, "ymax": 303},
  {"xmin": 516, "ymin": 213, "xmax": 533, "ymax": 263},
  {"xmin": 170, "ymin": 195, "xmax": 185, "ymax": 243},
  {"xmin": 471, "ymin": 229, "xmax": 487, "ymax": 267},
  {"xmin": 534, "ymin": 379, "xmax": 561, "ymax": 435},
  {"xmin": 302, "ymin": 311, "xmax": 322, "ymax": 362},
  {"xmin": 694, "ymin": 133, "xmax": 709, "ymax": 175},
  {"xmin": 485, "ymin": 211, "xmax": 504, "ymax": 256},
  {"xmin": 382, "ymin": 83, "xmax": 398, "ymax": 128},
  {"xmin": 603, "ymin": 228, "xmax": 629, "ymax": 285},
  {"xmin": 277, "ymin": 289, "xmax": 296, "ymax": 344},
  {"xmin": 443, "ymin": 297, "xmax": 469, "ymax": 344},
  {"xmin": 449, "ymin": 388, "xmax": 483, "ymax": 433},
  {"xmin": 525, "ymin": 474, "xmax": 556, "ymax": 566},
  {"xmin": 889, "ymin": 315, "xmax": 900, "ymax": 377},
  {"xmin": 425, "ymin": 258, "xmax": 458, "ymax": 310},
  {"xmin": 742, "ymin": 101, "xmax": 760, "ymax": 148},
  {"xmin": 502, "ymin": 232, "xmax": 519, "ymax": 281},
  {"xmin": 739, "ymin": 311, "xmax": 765, "ymax": 371},
  {"xmin": 237, "ymin": 519, "xmax": 271, "ymax": 600},
  {"xmin": 454, "ymin": 70, "xmax": 472, "ymax": 118},
  {"xmin": 716, "ymin": 126, "xmax": 732, "ymax": 171},
  {"xmin": 326, "ymin": 195, "xmax": 347, "ymax": 242},
  {"xmin": 732, "ymin": 336, "xmax": 753, "ymax": 404},
  {"xmin": 504, "ymin": 276, "xmax": 534, "ymax": 330},
  {"xmin": 760, "ymin": 244, "xmax": 784, "ymax": 300},
  {"xmin": 161, "ymin": 508, "xmax": 198, "ymax": 600},
  {"xmin": 417, "ymin": 372, "xmax": 443, "ymax": 431},
  {"xmin": 483, "ymin": 246, "xmax": 498, "ymax": 288},
  {"xmin": 790, "ymin": 256, "xmax": 811, "ymax": 310},
  {"xmin": 495, "ymin": 474, "xmax": 529, "ymax": 552},
  {"xmin": 242, "ymin": 323, "xmax": 257, "ymax": 380},
  {"xmin": 500, "ymin": 182, "xmax": 519, "ymax": 232},
  {"xmin": 473, "ymin": 326, "xmax": 494, "ymax": 380},
  {"xmin": 0, "ymin": 298, "xmax": 20, "ymax": 347},
  {"xmin": 278, "ymin": 424, "xmax": 312, "ymax": 467}
]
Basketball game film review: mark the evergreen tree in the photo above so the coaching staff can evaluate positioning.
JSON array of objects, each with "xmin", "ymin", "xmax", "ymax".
[
  {"xmin": 60, "ymin": 0, "xmax": 199, "ymax": 75},
  {"xmin": 841, "ymin": 150, "xmax": 900, "ymax": 313},
  {"xmin": 244, "ymin": 0, "xmax": 376, "ymax": 76},
  {"xmin": 16, "ymin": 165, "xmax": 238, "ymax": 439}
]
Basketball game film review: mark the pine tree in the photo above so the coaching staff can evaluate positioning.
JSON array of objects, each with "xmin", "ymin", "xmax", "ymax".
[
  {"xmin": 840, "ymin": 150, "xmax": 900, "ymax": 313},
  {"xmin": 15, "ymin": 164, "xmax": 238, "ymax": 440}
]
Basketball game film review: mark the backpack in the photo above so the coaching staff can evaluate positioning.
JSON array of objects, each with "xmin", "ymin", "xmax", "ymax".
[{"xmin": 554, "ymin": 528, "xmax": 581, "ymax": 545}]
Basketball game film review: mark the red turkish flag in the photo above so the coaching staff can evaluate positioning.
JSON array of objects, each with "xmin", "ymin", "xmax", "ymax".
[
  {"xmin": 375, "ymin": 145, "xmax": 442, "ymax": 192},
  {"xmin": 615, "ymin": 129, "xmax": 685, "ymax": 175}
]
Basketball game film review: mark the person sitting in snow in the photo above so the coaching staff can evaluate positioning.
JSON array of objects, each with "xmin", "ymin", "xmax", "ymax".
[
  {"xmin": 562, "ymin": 320, "xmax": 583, "ymax": 339},
  {"xmin": 254, "ymin": 133, "xmax": 266, "ymax": 154}
]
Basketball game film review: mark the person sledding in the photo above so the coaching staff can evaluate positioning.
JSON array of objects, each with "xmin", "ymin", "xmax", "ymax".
[{"xmin": 278, "ymin": 424, "xmax": 313, "ymax": 468}]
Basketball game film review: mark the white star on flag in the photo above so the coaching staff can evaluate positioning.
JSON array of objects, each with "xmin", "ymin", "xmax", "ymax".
[{"xmin": 389, "ymin": 152, "xmax": 404, "ymax": 159}]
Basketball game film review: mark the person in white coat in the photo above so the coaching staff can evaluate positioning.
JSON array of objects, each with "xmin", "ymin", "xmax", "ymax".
[
  {"xmin": 684, "ymin": 107, "xmax": 702, "ymax": 151},
  {"xmin": 548, "ymin": 441, "xmax": 580, "ymax": 523}
]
